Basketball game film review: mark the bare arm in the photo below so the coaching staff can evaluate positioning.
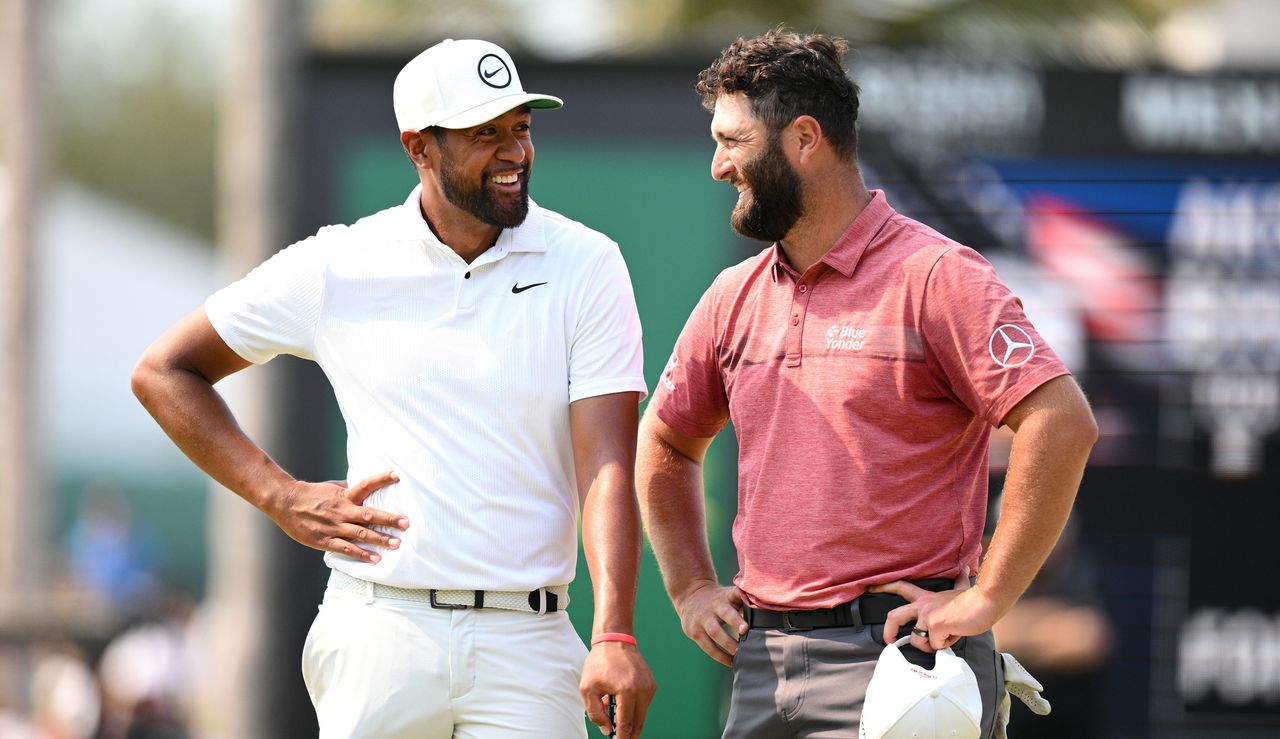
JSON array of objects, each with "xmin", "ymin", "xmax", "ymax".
[
  {"xmin": 571, "ymin": 391, "xmax": 654, "ymax": 739},
  {"xmin": 635, "ymin": 407, "xmax": 715, "ymax": 604},
  {"xmin": 979, "ymin": 374, "xmax": 1098, "ymax": 615},
  {"xmin": 875, "ymin": 374, "xmax": 1098, "ymax": 651},
  {"xmin": 131, "ymin": 307, "xmax": 407, "ymax": 561},
  {"xmin": 635, "ymin": 407, "xmax": 745, "ymax": 666}
]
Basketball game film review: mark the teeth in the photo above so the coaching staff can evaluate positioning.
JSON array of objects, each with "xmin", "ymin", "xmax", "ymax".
[{"xmin": 491, "ymin": 173, "xmax": 519, "ymax": 184}]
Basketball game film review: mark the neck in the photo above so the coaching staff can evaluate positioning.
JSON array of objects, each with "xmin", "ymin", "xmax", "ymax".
[
  {"xmin": 419, "ymin": 186, "xmax": 503, "ymax": 264},
  {"xmin": 778, "ymin": 169, "xmax": 871, "ymax": 274}
]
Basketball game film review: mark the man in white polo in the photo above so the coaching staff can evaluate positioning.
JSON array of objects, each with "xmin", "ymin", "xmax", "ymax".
[{"xmin": 132, "ymin": 39, "xmax": 656, "ymax": 738}]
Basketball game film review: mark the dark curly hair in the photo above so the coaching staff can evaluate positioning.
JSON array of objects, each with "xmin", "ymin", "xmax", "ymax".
[{"xmin": 696, "ymin": 27, "xmax": 860, "ymax": 161}]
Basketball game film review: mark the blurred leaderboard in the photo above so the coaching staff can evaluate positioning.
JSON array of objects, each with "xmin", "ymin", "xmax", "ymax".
[{"xmin": 299, "ymin": 48, "xmax": 1280, "ymax": 738}]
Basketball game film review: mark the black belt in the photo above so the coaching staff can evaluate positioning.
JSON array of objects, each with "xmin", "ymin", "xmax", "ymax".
[{"xmin": 744, "ymin": 578, "xmax": 954, "ymax": 632}]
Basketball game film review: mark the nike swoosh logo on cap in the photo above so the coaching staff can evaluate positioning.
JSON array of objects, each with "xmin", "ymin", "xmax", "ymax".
[
  {"xmin": 512, "ymin": 282, "xmax": 547, "ymax": 294},
  {"xmin": 483, "ymin": 67, "xmax": 502, "ymax": 79}
]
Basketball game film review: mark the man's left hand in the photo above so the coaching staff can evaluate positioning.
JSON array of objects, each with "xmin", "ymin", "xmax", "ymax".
[
  {"xmin": 580, "ymin": 642, "xmax": 655, "ymax": 738},
  {"xmin": 871, "ymin": 567, "xmax": 1002, "ymax": 653}
]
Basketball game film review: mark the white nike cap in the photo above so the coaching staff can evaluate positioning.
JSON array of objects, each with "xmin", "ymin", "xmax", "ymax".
[
  {"xmin": 393, "ymin": 39, "xmax": 563, "ymax": 132},
  {"xmin": 859, "ymin": 637, "xmax": 983, "ymax": 739}
]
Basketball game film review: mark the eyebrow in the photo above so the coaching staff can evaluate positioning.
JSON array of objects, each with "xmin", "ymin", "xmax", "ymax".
[
  {"xmin": 711, "ymin": 126, "xmax": 747, "ymax": 143},
  {"xmin": 466, "ymin": 110, "xmax": 533, "ymax": 135}
]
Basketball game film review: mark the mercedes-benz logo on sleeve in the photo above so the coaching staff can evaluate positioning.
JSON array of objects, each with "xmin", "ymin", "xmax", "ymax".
[
  {"xmin": 988, "ymin": 324, "xmax": 1035, "ymax": 368},
  {"xmin": 477, "ymin": 54, "xmax": 511, "ymax": 88}
]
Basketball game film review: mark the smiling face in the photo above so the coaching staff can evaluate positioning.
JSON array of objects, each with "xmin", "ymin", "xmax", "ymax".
[
  {"xmin": 433, "ymin": 106, "xmax": 534, "ymax": 228},
  {"xmin": 710, "ymin": 94, "xmax": 804, "ymax": 243}
]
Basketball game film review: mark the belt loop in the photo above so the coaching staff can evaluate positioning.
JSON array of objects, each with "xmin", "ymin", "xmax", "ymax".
[
  {"xmin": 365, "ymin": 580, "xmax": 375, "ymax": 605},
  {"xmin": 536, "ymin": 588, "xmax": 547, "ymax": 616},
  {"xmin": 849, "ymin": 597, "xmax": 864, "ymax": 632}
]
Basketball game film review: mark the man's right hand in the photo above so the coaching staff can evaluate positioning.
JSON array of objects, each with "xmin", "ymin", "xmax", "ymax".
[
  {"xmin": 674, "ymin": 580, "xmax": 748, "ymax": 667},
  {"xmin": 264, "ymin": 470, "xmax": 409, "ymax": 563}
]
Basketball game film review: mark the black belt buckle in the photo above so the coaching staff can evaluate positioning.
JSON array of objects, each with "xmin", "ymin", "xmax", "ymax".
[
  {"xmin": 429, "ymin": 589, "xmax": 470, "ymax": 609},
  {"xmin": 528, "ymin": 588, "xmax": 560, "ymax": 613}
]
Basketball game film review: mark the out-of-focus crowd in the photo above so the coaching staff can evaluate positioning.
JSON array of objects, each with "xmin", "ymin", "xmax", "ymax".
[{"xmin": 1, "ymin": 487, "xmax": 202, "ymax": 739}]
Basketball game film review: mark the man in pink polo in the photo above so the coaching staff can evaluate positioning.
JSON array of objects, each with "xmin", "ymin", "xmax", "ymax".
[{"xmin": 636, "ymin": 28, "xmax": 1097, "ymax": 738}]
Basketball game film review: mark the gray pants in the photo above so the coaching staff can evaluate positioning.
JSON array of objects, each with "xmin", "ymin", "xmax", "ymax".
[{"xmin": 723, "ymin": 624, "xmax": 1004, "ymax": 739}]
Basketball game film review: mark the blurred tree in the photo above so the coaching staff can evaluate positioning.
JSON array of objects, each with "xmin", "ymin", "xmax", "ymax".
[
  {"xmin": 51, "ymin": 3, "xmax": 219, "ymax": 241},
  {"xmin": 43, "ymin": 0, "xmax": 1206, "ymax": 240},
  {"xmin": 616, "ymin": 0, "xmax": 1200, "ymax": 66},
  {"xmin": 306, "ymin": 0, "xmax": 1203, "ymax": 66},
  {"xmin": 309, "ymin": 0, "xmax": 515, "ymax": 51}
]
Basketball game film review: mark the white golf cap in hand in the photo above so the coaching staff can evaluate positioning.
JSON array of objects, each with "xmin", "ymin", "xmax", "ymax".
[{"xmin": 860, "ymin": 636, "xmax": 983, "ymax": 739}]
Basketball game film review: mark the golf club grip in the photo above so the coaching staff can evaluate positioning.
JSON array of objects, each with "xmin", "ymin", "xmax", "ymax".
[{"xmin": 608, "ymin": 695, "xmax": 617, "ymax": 738}]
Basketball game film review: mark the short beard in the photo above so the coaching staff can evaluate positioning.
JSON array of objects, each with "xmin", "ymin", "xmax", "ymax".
[
  {"xmin": 438, "ymin": 153, "xmax": 530, "ymax": 228},
  {"xmin": 730, "ymin": 132, "xmax": 804, "ymax": 243}
]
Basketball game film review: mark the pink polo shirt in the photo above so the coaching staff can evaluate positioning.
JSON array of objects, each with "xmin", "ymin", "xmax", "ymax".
[{"xmin": 653, "ymin": 191, "xmax": 1069, "ymax": 610}]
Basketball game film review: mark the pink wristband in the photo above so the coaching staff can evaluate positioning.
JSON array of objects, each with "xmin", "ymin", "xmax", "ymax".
[{"xmin": 591, "ymin": 632, "xmax": 638, "ymax": 647}]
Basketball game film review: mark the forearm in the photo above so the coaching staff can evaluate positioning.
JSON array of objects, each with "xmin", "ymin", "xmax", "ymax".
[
  {"xmin": 132, "ymin": 358, "xmax": 291, "ymax": 511},
  {"xmin": 569, "ymin": 392, "xmax": 645, "ymax": 636},
  {"xmin": 636, "ymin": 422, "xmax": 717, "ymax": 607},
  {"xmin": 579, "ymin": 454, "xmax": 658, "ymax": 739},
  {"xmin": 581, "ymin": 462, "xmax": 642, "ymax": 635},
  {"xmin": 978, "ymin": 407, "xmax": 1096, "ymax": 615}
]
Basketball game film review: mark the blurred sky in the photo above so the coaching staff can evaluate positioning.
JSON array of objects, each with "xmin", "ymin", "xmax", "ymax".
[
  {"xmin": 51, "ymin": 0, "xmax": 232, "ymax": 90},
  {"xmin": 46, "ymin": 0, "xmax": 1280, "ymax": 97},
  {"xmin": 48, "ymin": 0, "xmax": 614, "ymax": 84}
]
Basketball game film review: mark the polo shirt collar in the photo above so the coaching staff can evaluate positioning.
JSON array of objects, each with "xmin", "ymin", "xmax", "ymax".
[
  {"xmin": 395, "ymin": 184, "xmax": 547, "ymax": 255},
  {"xmin": 768, "ymin": 189, "xmax": 894, "ymax": 280}
]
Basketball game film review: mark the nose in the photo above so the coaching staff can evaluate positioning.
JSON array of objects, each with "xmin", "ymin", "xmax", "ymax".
[
  {"xmin": 496, "ymin": 131, "xmax": 527, "ymax": 164},
  {"xmin": 711, "ymin": 145, "xmax": 734, "ymax": 182}
]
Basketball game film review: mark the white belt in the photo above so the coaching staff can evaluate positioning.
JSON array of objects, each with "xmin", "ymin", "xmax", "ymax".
[{"xmin": 328, "ymin": 569, "xmax": 569, "ymax": 614}]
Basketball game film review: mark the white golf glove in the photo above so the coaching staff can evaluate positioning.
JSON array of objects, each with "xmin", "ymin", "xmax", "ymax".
[{"xmin": 993, "ymin": 652, "xmax": 1051, "ymax": 739}]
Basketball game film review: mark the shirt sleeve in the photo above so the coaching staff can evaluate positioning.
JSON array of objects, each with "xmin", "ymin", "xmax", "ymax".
[
  {"xmin": 204, "ymin": 233, "xmax": 329, "ymax": 364},
  {"xmin": 567, "ymin": 244, "xmax": 648, "ymax": 403},
  {"xmin": 920, "ymin": 246, "xmax": 1071, "ymax": 427},
  {"xmin": 651, "ymin": 281, "xmax": 730, "ymax": 438}
]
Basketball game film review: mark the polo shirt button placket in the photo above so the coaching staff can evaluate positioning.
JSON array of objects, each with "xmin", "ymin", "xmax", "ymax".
[
  {"xmin": 456, "ymin": 263, "xmax": 477, "ymax": 312},
  {"xmin": 787, "ymin": 279, "xmax": 811, "ymax": 367}
]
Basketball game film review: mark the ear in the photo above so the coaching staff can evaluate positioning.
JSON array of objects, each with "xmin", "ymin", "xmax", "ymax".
[
  {"xmin": 400, "ymin": 129, "xmax": 436, "ymax": 170},
  {"xmin": 788, "ymin": 115, "xmax": 823, "ymax": 165}
]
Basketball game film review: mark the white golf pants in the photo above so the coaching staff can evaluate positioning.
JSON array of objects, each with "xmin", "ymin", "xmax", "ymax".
[{"xmin": 302, "ymin": 584, "xmax": 590, "ymax": 738}]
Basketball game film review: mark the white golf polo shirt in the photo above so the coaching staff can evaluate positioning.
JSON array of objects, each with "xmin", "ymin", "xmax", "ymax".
[{"xmin": 206, "ymin": 186, "xmax": 646, "ymax": 591}]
